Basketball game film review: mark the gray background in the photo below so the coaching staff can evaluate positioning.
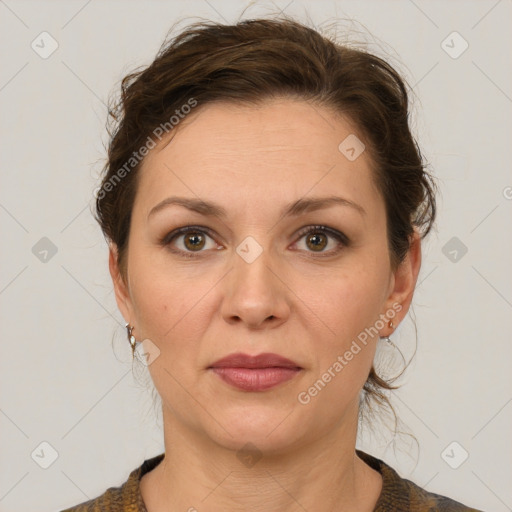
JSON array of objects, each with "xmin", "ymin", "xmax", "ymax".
[{"xmin": 1, "ymin": 1, "xmax": 511, "ymax": 511}]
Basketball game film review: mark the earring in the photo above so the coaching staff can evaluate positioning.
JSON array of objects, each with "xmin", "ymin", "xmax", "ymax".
[
  {"xmin": 125, "ymin": 323, "xmax": 138, "ymax": 357},
  {"xmin": 379, "ymin": 320, "xmax": 397, "ymax": 348}
]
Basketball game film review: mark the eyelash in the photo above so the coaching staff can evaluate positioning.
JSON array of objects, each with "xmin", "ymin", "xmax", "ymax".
[{"xmin": 160, "ymin": 225, "xmax": 349, "ymax": 259}]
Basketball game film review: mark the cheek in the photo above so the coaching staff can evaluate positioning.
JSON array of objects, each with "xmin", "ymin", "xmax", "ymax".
[
  {"xmin": 129, "ymin": 266, "xmax": 213, "ymax": 399},
  {"xmin": 319, "ymin": 265, "xmax": 386, "ymax": 344},
  {"xmin": 128, "ymin": 251, "xmax": 218, "ymax": 351},
  {"xmin": 306, "ymin": 263, "xmax": 388, "ymax": 392}
]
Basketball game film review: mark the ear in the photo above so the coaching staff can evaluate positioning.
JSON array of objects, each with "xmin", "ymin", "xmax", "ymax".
[
  {"xmin": 108, "ymin": 243, "xmax": 134, "ymax": 325},
  {"xmin": 381, "ymin": 228, "xmax": 422, "ymax": 333}
]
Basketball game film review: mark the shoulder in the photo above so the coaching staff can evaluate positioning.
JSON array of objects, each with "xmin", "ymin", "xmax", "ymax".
[
  {"xmin": 356, "ymin": 450, "xmax": 485, "ymax": 512},
  {"xmin": 59, "ymin": 453, "xmax": 165, "ymax": 512},
  {"xmin": 60, "ymin": 483, "xmax": 127, "ymax": 512}
]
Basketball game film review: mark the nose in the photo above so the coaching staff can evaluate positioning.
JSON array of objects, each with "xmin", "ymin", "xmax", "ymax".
[{"xmin": 221, "ymin": 247, "xmax": 290, "ymax": 330}]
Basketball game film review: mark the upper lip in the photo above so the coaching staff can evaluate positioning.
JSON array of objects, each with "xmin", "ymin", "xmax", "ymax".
[{"xmin": 209, "ymin": 352, "xmax": 301, "ymax": 369}]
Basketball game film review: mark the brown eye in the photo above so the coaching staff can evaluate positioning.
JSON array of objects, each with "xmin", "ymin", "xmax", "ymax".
[
  {"xmin": 305, "ymin": 232, "xmax": 328, "ymax": 252},
  {"xmin": 183, "ymin": 231, "xmax": 206, "ymax": 251},
  {"xmin": 161, "ymin": 226, "xmax": 218, "ymax": 257},
  {"xmin": 294, "ymin": 225, "xmax": 348, "ymax": 257}
]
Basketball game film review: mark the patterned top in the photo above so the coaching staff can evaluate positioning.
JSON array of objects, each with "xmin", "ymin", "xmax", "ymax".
[{"xmin": 60, "ymin": 450, "xmax": 483, "ymax": 511}]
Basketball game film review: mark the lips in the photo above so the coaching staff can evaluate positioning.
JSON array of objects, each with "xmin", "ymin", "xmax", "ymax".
[
  {"xmin": 210, "ymin": 352, "xmax": 301, "ymax": 369},
  {"xmin": 208, "ymin": 352, "xmax": 302, "ymax": 391}
]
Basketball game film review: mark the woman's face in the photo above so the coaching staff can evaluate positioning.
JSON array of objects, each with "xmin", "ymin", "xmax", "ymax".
[{"xmin": 111, "ymin": 98, "xmax": 420, "ymax": 453}]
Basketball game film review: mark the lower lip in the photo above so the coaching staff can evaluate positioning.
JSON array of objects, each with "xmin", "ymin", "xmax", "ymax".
[{"xmin": 210, "ymin": 367, "xmax": 301, "ymax": 391}]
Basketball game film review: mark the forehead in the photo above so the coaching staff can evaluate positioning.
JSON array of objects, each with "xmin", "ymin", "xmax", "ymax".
[
  {"xmin": 147, "ymin": 98, "xmax": 363, "ymax": 166},
  {"xmin": 135, "ymin": 98, "xmax": 381, "ymax": 221}
]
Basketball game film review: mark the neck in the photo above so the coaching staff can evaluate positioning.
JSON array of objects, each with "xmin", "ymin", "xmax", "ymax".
[{"xmin": 140, "ymin": 404, "xmax": 382, "ymax": 512}]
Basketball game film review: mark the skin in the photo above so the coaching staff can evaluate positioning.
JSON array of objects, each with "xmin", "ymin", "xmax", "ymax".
[{"xmin": 109, "ymin": 98, "xmax": 422, "ymax": 512}]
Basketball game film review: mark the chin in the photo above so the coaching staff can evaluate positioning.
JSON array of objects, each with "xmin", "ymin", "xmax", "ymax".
[{"xmin": 202, "ymin": 402, "xmax": 309, "ymax": 455}]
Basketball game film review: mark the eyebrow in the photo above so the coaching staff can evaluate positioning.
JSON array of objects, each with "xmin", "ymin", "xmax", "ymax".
[{"xmin": 148, "ymin": 195, "xmax": 366, "ymax": 220}]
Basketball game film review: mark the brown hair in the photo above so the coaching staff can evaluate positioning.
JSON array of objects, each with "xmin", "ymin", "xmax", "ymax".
[{"xmin": 95, "ymin": 16, "xmax": 437, "ymax": 418}]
